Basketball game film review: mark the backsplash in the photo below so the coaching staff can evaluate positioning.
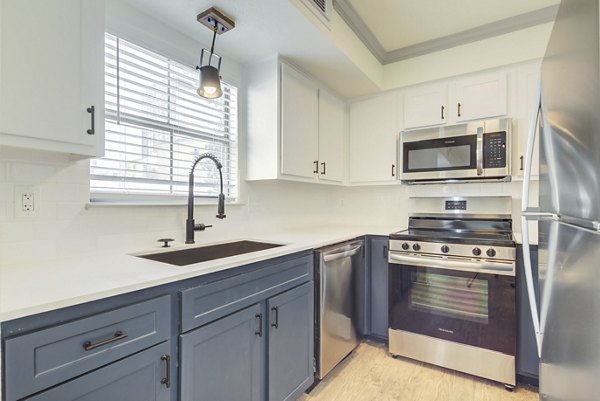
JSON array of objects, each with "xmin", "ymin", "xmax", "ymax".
[{"xmin": 0, "ymin": 148, "xmax": 341, "ymax": 265}]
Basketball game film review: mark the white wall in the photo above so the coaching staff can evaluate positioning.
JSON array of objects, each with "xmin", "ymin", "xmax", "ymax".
[
  {"xmin": 0, "ymin": 2, "xmax": 548, "ymax": 266},
  {"xmin": 382, "ymin": 23, "xmax": 553, "ymax": 90}
]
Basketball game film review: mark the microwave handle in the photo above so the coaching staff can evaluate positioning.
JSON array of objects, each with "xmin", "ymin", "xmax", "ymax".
[{"xmin": 476, "ymin": 129, "xmax": 484, "ymax": 176}]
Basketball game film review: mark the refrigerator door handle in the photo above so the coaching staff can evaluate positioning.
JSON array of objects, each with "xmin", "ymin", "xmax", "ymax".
[
  {"xmin": 522, "ymin": 79, "xmax": 542, "ymax": 213},
  {"xmin": 520, "ymin": 215, "xmax": 542, "ymax": 357}
]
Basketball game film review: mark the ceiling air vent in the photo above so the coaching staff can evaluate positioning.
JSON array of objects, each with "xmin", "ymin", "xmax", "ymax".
[{"xmin": 299, "ymin": 0, "xmax": 332, "ymax": 27}]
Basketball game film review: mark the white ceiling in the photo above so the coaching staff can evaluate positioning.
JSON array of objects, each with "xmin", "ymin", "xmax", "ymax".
[
  {"xmin": 346, "ymin": 0, "xmax": 560, "ymax": 51},
  {"xmin": 115, "ymin": 0, "xmax": 557, "ymax": 97},
  {"xmin": 117, "ymin": 0, "xmax": 382, "ymax": 97}
]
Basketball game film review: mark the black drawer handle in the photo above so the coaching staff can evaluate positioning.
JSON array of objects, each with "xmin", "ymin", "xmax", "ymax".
[
  {"xmin": 271, "ymin": 306, "xmax": 279, "ymax": 328},
  {"xmin": 161, "ymin": 354, "xmax": 171, "ymax": 388},
  {"xmin": 383, "ymin": 245, "xmax": 388, "ymax": 258},
  {"xmin": 391, "ymin": 164, "xmax": 396, "ymax": 177},
  {"xmin": 320, "ymin": 161, "xmax": 326, "ymax": 175},
  {"xmin": 83, "ymin": 330, "xmax": 128, "ymax": 351},
  {"xmin": 520, "ymin": 155, "xmax": 524, "ymax": 171},
  {"xmin": 457, "ymin": 102, "xmax": 462, "ymax": 117},
  {"xmin": 441, "ymin": 105, "xmax": 445, "ymax": 120},
  {"xmin": 86, "ymin": 105, "xmax": 95, "ymax": 135},
  {"xmin": 313, "ymin": 160, "xmax": 319, "ymax": 174},
  {"xmin": 255, "ymin": 313, "xmax": 263, "ymax": 337}
]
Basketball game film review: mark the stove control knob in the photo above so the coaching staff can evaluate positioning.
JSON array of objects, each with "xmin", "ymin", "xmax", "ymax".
[
  {"xmin": 412, "ymin": 243, "xmax": 421, "ymax": 251},
  {"xmin": 472, "ymin": 247, "xmax": 482, "ymax": 256},
  {"xmin": 401, "ymin": 242, "xmax": 410, "ymax": 250},
  {"xmin": 486, "ymin": 248, "xmax": 497, "ymax": 257},
  {"xmin": 441, "ymin": 245, "xmax": 449, "ymax": 253}
]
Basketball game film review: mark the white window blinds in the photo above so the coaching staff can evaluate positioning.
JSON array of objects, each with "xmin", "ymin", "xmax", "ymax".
[{"xmin": 91, "ymin": 33, "xmax": 238, "ymax": 199}]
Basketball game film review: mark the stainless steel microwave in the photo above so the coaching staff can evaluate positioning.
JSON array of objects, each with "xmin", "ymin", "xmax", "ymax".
[{"xmin": 400, "ymin": 118, "xmax": 511, "ymax": 184}]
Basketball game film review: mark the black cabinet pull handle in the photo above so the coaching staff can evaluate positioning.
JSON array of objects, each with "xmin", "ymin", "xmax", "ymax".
[
  {"xmin": 313, "ymin": 160, "xmax": 319, "ymax": 174},
  {"xmin": 320, "ymin": 162, "xmax": 326, "ymax": 175},
  {"xmin": 255, "ymin": 313, "xmax": 263, "ymax": 337},
  {"xmin": 271, "ymin": 306, "xmax": 279, "ymax": 328},
  {"xmin": 392, "ymin": 164, "xmax": 396, "ymax": 177},
  {"xmin": 441, "ymin": 105, "xmax": 445, "ymax": 120},
  {"xmin": 83, "ymin": 330, "xmax": 128, "ymax": 351},
  {"xmin": 383, "ymin": 245, "xmax": 388, "ymax": 258},
  {"xmin": 86, "ymin": 105, "xmax": 95, "ymax": 135},
  {"xmin": 457, "ymin": 102, "xmax": 462, "ymax": 117},
  {"xmin": 161, "ymin": 354, "xmax": 171, "ymax": 388},
  {"xmin": 520, "ymin": 155, "xmax": 524, "ymax": 171}
]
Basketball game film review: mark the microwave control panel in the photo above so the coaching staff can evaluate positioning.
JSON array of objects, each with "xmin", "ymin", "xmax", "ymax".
[{"xmin": 483, "ymin": 131, "xmax": 507, "ymax": 168}]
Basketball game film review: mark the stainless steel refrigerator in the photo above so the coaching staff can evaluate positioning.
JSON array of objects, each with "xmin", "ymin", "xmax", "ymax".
[{"xmin": 521, "ymin": 1, "xmax": 600, "ymax": 400}]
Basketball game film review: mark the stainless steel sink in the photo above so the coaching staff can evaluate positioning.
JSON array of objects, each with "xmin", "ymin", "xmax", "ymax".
[{"xmin": 138, "ymin": 240, "xmax": 284, "ymax": 266}]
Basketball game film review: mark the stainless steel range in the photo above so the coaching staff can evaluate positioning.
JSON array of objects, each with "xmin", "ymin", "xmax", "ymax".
[{"xmin": 387, "ymin": 197, "xmax": 516, "ymax": 388}]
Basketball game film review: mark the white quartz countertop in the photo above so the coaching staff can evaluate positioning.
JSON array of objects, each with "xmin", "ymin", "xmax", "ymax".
[{"xmin": 0, "ymin": 225, "xmax": 401, "ymax": 323}]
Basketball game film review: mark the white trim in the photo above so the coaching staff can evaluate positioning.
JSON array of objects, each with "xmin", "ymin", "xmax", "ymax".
[{"xmin": 333, "ymin": 1, "xmax": 559, "ymax": 64}]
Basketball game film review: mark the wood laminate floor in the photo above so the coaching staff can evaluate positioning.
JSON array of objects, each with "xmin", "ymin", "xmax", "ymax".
[{"xmin": 300, "ymin": 342, "xmax": 539, "ymax": 401}]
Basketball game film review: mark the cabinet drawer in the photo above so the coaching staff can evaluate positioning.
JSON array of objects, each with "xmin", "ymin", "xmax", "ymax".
[
  {"xmin": 4, "ymin": 295, "xmax": 171, "ymax": 401},
  {"xmin": 25, "ymin": 341, "xmax": 172, "ymax": 401},
  {"xmin": 181, "ymin": 254, "xmax": 312, "ymax": 332}
]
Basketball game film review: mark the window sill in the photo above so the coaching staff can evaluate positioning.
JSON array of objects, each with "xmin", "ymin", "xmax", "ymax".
[{"xmin": 87, "ymin": 198, "xmax": 244, "ymax": 208}]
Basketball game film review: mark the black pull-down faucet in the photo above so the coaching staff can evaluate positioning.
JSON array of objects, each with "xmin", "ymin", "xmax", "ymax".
[{"xmin": 186, "ymin": 153, "xmax": 226, "ymax": 244}]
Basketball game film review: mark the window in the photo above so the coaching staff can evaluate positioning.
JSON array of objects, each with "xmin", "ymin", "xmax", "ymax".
[{"xmin": 91, "ymin": 33, "xmax": 238, "ymax": 200}]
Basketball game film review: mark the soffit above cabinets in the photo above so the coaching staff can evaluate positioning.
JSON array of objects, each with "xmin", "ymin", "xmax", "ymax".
[
  {"xmin": 113, "ymin": 0, "xmax": 381, "ymax": 97},
  {"xmin": 336, "ymin": 0, "xmax": 560, "ymax": 63}
]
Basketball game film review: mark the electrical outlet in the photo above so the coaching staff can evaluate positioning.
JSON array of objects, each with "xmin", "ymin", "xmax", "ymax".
[
  {"xmin": 14, "ymin": 186, "xmax": 40, "ymax": 218},
  {"xmin": 22, "ymin": 192, "xmax": 34, "ymax": 212}
]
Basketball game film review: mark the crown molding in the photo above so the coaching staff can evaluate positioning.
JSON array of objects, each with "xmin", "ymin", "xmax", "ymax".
[
  {"xmin": 333, "ymin": 0, "xmax": 386, "ymax": 63},
  {"xmin": 333, "ymin": 1, "xmax": 559, "ymax": 65}
]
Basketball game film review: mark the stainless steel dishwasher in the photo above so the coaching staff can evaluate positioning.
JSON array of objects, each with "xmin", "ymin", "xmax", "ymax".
[{"xmin": 314, "ymin": 239, "xmax": 365, "ymax": 380}]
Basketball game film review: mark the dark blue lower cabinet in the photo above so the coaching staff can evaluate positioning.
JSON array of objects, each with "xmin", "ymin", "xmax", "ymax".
[
  {"xmin": 26, "ymin": 341, "xmax": 173, "ymax": 401},
  {"xmin": 369, "ymin": 237, "xmax": 389, "ymax": 339},
  {"xmin": 267, "ymin": 282, "xmax": 314, "ymax": 401},
  {"xmin": 180, "ymin": 303, "xmax": 265, "ymax": 401}
]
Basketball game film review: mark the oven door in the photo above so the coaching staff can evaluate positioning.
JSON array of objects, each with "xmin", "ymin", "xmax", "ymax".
[
  {"xmin": 401, "ymin": 134, "xmax": 481, "ymax": 181},
  {"xmin": 388, "ymin": 254, "xmax": 516, "ymax": 356}
]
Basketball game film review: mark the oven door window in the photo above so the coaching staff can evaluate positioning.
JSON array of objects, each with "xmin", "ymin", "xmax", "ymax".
[
  {"xmin": 389, "ymin": 263, "xmax": 515, "ymax": 355},
  {"xmin": 403, "ymin": 135, "xmax": 477, "ymax": 173}
]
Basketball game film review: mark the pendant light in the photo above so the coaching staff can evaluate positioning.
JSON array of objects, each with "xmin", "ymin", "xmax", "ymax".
[{"xmin": 196, "ymin": 7, "xmax": 235, "ymax": 99}]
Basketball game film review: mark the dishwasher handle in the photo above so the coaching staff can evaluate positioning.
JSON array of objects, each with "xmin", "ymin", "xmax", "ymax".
[{"xmin": 322, "ymin": 242, "xmax": 363, "ymax": 262}]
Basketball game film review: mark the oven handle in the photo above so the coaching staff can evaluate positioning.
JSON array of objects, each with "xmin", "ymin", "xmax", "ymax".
[
  {"xmin": 476, "ymin": 128, "xmax": 484, "ymax": 176},
  {"xmin": 388, "ymin": 253, "xmax": 515, "ymax": 276}
]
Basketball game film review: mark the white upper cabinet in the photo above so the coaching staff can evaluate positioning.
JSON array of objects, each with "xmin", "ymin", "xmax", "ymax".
[
  {"xmin": 318, "ymin": 89, "xmax": 345, "ymax": 183},
  {"xmin": 514, "ymin": 63, "xmax": 541, "ymax": 180},
  {"xmin": 454, "ymin": 72, "xmax": 508, "ymax": 123},
  {"xmin": 349, "ymin": 93, "xmax": 398, "ymax": 184},
  {"xmin": 402, "ymin": 71, "xmax": 508, "ymax": 130},
  {"xmin": 403, "ymin": 83, "xmax": 447, "ymax": 129},
  {"xmin": 0, "ymin": 0, "xmax": 105, "ymax": 158},
  {"xmin": 247, "ymin": 58, "xmax": 345, "ymax": 184},
  {"xmin": 280, "ymin": 64, "xmax": 319, "ymax": 180}
]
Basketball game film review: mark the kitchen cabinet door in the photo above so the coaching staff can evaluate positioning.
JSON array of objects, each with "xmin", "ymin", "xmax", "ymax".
[
  {"xmin": 349, "ymin": 93, "xmax": 398, "ymax": 184},
  {"xmin": 0, "ymin": 0, "xmax": 104, "ymax": 158},
  {"xmin": 318, "ymin": 88, "xmax": 345, "ymax": 183},
  {"xmin": 454, "ymin": 72, "xmax": 508, "ymax": 123},
  {"xmin": 516, "ymin": 245, "xmax": 540, "ymax": 382},
  {"xmin": 369, "ymin": 237, "xmax": 389, "ymax": 339},
  {"xmin": 280, "ymin": 63, "xmax": 319, "ymax": 180},
  {"xmin": 26, "ymin": 342, "xmax": 172, "ymax": 401},
  {"xmin": 514, "ymin": 64, "xmax": 541, "ymax": 180},
  {"xmin": 403, "ymin": 83, "xmax": 447, "ymax": 129},
  {"xmin": 180, "ymin": 303, "xmax": 265, "ymax": 401},
  {"xmin": 268, "ymin": 282, "xmax": 314, "ymax": 401}
]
